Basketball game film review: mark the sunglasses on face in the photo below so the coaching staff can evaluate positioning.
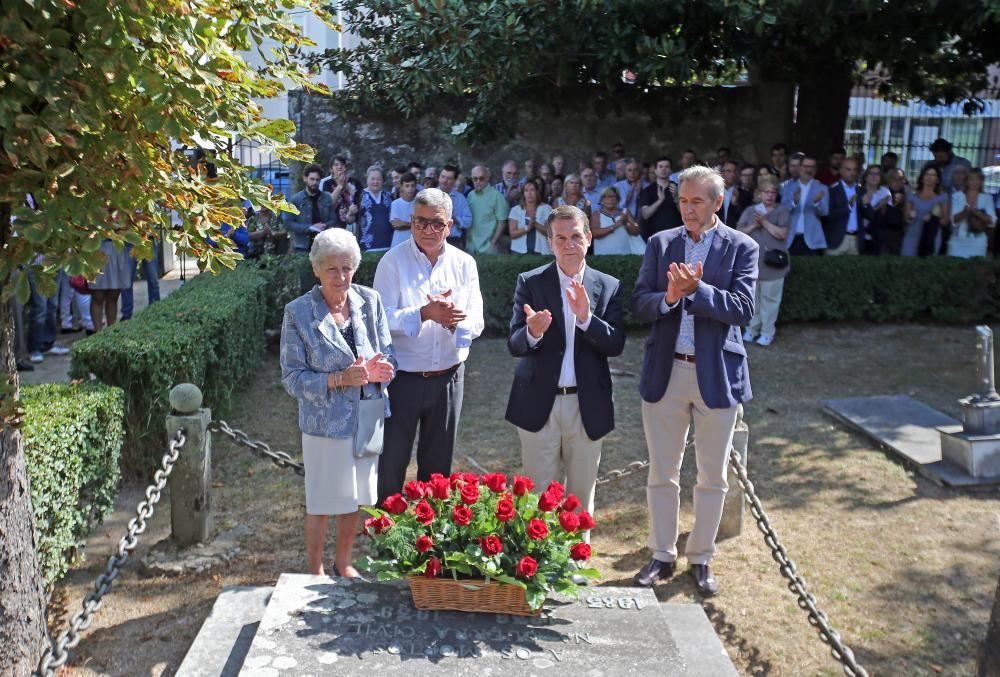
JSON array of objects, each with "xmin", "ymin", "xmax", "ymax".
[{"xmin": 412, "ymin": 217, "xmax": 448, "ymax": 232}]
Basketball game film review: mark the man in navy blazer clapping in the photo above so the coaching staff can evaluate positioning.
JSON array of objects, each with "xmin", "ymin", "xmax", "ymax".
[{"xmin": 631, "ymin": 166, "xmax": 758, "ymax": 596}]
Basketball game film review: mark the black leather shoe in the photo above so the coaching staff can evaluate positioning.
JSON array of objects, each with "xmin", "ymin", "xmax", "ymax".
[
  {"xmin": 16, "ymin": 361, "xmax": 34, "ymax": 372},
  {"xmin": 633, "ymin": 558, "xmax": 676, "ymax": 587},
  {"xmin": 689, "ymin": 564, "xmax": 719, "ymax": 596}
]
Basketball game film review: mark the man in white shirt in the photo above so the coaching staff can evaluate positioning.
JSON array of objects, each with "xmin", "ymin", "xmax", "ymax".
[
  {"xmin": 389, "ymin": 172, "xmax": 418, "ymax": 248},
  {"xmin": 373, "ymin": 188, "xmax": 485, "ymax": 503},
  {"xmin": 495, "ymin": 160, "xmax": 521, "ymax": 205},
  {"xmin": 505, "ymin": 205, "xmax": 625, "ymax": 539}
]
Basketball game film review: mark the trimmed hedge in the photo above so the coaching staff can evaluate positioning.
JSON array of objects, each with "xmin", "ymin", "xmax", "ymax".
[
  {"xmin": 70, "ymin": 265, "xmax": 268, "ymax": 475},
  {"xmin": 22, "ymin": 383, "xmax": 124, "ymax": 586},
  {"xmin": 261, "ymin": 251, "xmax": 1000, "ymax": 331}
]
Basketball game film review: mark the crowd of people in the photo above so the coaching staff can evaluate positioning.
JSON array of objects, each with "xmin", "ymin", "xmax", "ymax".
[
  {"xmin": 252, "ymin": 134, "xmax": 993, "ymax": 346},
  {"xmin": 280, "ymin": 167, "xmax": 756, "ymax": 595}
]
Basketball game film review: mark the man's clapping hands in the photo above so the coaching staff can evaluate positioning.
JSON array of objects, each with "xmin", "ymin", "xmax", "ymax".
[
  {"xmin": 421, "ymin": 289, "xmax": 467, "ymax": 329},
  {"xmin": 665, "ymin": 262, "xmax": 703, "ymax": 305}
]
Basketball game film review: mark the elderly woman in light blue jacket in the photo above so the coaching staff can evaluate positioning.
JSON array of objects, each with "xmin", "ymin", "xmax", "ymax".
[{"xmin": 280, "ymin": 228, "xmax": 396, "ymax": 579}]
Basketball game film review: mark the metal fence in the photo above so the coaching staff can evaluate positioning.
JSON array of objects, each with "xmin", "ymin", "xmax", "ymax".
[
  {"xmin": 228, "ymin": 137, "xmax": 292, "ymax": 198},
  {"xmin": 844, "ymin": 85, "xmax": 1000, "ymax": 185}
]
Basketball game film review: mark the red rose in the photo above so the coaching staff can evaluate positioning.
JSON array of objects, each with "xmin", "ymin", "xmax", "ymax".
[
  {"xmin": 479, "ymin": 535, "xmax": 503, "ymax": 555},
  {"xmin": 463, "ymin": 472, "xmax": 481, "ymax": 485},
  {"xmin": 382, "ymin": 493, "xmax": 408, "ymax": 514},
  {"xmin": 516, "ymin": 555, "xmax": 538, "ymax": 578},
  {"xmin": 483, "ymin": 472, "xmax": 507, "ymax": 493},
  {"xmin": 559, "ymin": 511, "xmax": 580, "ymax": 532},
  {"xmin": 527, "ymin": 518, "xmax": 548, "ymax": 540},
  {"xmin": 495, "ymin": 498, "xmax": 516, "ymax": 522},
  {"xmin": 452, "ymin": 504, "xmax": 473, "ymax": 526},
  {"xmin": 561, "ymin": 494, "xmax": 581, "ymax": 512},
  {"xmin": 578, "ymin": 511, "xmax": 596, "ymax": 530},
  {"xmin": 403, "ymin": 480, "xmax": 427, "ymax": 500},
  {"xmin": 413, "ymin": 500, "xmax": 436, "ymax": 525},
  {"xmin": 460, "ymin": 483, "xmax": 480, "ymax": 505},
  {"xmin": 570, "ymin": 543, "xmax": 591, "ymax": 561},
  {"xmin": 537, "ymin": 490, "xmax": 560, "ymax": 512},
  {"xmin": 416, "ymin": 534, "xmax": 434, "ymax": 553},
  {"xmin": 449, "ymin": 472, "xmax": 465, "ymax": 489},
  {"xmin": 425, "ymin": 556, "xmax": 442, "ymax": 578},
  {"xmin": 427, "ymin": 474, "xmax": 450, "ymax": 499},
  {"xmin": 364, "ymin": 514, "xmax": 394, "ymax": 535},
  {"xmin": 546, "ymin": 481, "xmax": 565, "ymax": 501},
  {"xmin": 512, "ymin": 475, "xmax": 535, "ymax": 496}
]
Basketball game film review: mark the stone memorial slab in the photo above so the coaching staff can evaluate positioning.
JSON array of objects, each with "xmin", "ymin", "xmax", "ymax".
[
  {"xmin": 178, "ymin": 586, "xmax": 272, "ymax": 677},
  {"xmin": 238, "ymin": 573, "xmax": 736, "ymax": 676},
  {"xmin": 821, "ymin": 395, "xmax": 1000, "ymax": 488}
]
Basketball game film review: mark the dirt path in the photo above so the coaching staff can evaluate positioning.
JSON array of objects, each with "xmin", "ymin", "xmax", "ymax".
[{"xmin": 54, "ymin": 324, "xmax": 1000, "ymax": 676}]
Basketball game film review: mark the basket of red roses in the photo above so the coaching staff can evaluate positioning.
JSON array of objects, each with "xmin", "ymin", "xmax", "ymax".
[{"xmin": 361, "ymin": 472, "xmax": 598, "ymax": 616}]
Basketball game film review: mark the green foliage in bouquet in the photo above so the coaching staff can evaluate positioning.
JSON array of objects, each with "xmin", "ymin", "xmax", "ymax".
[{"xmin": 361, "ymin": 472, "xmax": 599, "ymax": 610}]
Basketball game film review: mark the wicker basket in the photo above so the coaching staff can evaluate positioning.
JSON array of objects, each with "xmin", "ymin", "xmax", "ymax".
[{"xmin": 407, "ymin": 575, "xmax": 541, "ymax": 616}]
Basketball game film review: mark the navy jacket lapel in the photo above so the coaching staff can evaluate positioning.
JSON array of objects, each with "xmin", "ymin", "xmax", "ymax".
[
  {"xmin": 541, "ymin": 263, "xmax": 565, "ymax": 343},
  {"xmin": 583, "ymin": 267, "xmax": 603, "ymax": 316},
  {"xmin": 701, "ymin": 225, "xmax": 731, "ymax": 287}
]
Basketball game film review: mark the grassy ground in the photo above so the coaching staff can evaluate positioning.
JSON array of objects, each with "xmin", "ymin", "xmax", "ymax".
[{"xmin": 54, "ymin": 323, "xmax": 1000, "ymax": 676}]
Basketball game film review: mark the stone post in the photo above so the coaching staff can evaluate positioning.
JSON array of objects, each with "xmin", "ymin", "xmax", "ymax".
[
  {"xmin": 166, "ymin": 383, "xmax": 212, "ymax": 546},
  {"xmin": 718, "ymin": 404, "xmax": 748, "ymax": 540}
]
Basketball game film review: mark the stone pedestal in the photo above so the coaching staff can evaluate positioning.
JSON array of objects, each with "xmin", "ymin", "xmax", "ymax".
[
  {"xmin": 166, "ymin": 384, "xmax": 213, "ymax": 546},
  {"xmin": 938, "ymin": 424, "xmax": 1000, "ymax": 478}
]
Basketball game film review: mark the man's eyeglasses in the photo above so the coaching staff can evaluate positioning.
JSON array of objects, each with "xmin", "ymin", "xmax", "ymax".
[
  {"xmin": 471, "ymin": 176, "xmax": 487, "ymax": 182},
  {"xmin": 412, "ymin": 217, "xmax": 448, "ymax": 232}
]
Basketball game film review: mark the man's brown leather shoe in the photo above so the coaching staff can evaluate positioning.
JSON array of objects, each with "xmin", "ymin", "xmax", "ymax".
[{"xmin": 633, "ymin": 558, "xmax": 676, "ymax": 587}]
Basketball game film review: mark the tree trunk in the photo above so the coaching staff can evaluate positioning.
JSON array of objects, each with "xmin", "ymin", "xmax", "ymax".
[
  {"xmin": 979, "ymin": 569, "xmax": 1000, "ymax": 676},
  {"xmin": 791, "ymin": 58, "xmax": 855, "ymax": 160},
  {"xmin": 0, "ymin": 203, "xmax": 48, "ymax": 676}
]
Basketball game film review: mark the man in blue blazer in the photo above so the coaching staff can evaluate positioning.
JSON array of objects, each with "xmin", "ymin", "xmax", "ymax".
[
  {"xmin": 631, "ymin": 166, "xmax": 758, "ymax": 596},
  {"xmin": 506, "ymin": 205, "xmax": 626, "ymax": 538},
  {"xmin": 824, "ymin": 157, "xmax": 864, "ymax": 256},
  {"xmin": 780, "ymin": 155, "xmax": 829, "ymax": 255}
]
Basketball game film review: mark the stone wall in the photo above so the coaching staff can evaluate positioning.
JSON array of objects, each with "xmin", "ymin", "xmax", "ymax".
[{"xmin": 288, "ymin": 82, "xmax": 793, "ymax": 185}]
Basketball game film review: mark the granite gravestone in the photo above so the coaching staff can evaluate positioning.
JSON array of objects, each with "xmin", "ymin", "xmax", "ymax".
[{"xmin": 237, "ymin": 574, "xmax": 734, "ymax": 676}]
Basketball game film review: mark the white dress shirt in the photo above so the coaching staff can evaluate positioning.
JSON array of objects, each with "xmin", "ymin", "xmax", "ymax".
[
  {"xmin": 526, "ymin": 264, "xmax": 593, "ymax": 387},
  {"xmin": 372, "ymin": 238, "xmax": 485, "ymax": 372},
  {"xmin": 841, "ymin": 181, "xmax": 858, "ymax": 234}
]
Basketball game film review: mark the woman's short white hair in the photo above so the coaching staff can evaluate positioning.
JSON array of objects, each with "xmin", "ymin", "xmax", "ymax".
[
  {"xmin": 678, "ymin": 165, "xmax": 725, "ymax": 202},
  {"xmin": 414, "ymin": 187, "xmax": 453, "ymax": 220},
  {"xmin": 310, "ymin": 228, "xmax": 361, "ymax": 271}
]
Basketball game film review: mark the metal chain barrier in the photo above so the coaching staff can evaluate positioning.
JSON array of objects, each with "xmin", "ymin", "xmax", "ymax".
[
  {"xmin": 34, "ymin": 428, "xmax": 187, "ymax": 677},
  {"xmin": 210, "ymin": 420, "xmax": 305, "ymax": 476},
  {"xmin": 595, "ymin": 459, "xmax": 649, "ymax": 485},
  {"xmin": 729, "ymin": 448, "xmax": 868, "ymax": 677}
]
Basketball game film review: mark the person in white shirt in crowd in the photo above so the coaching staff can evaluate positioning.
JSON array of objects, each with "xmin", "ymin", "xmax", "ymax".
[
  {"xmin": 781, "ymin": 152, "xmax": 805, "ymax": 193},
  {"xmin": 509, "ymin": 178, "xmax": 553, "ymax": 256},
  {"xmin": 389, "ymin": 172, "xmax": 419, "ymax": 249},
  {"xmin": 613, "ymin": 159, "xmax": 648, "ymax": 218},
  {"xmin": 372, "ymin": 188, "xmax": 485, "ymax": 504},
  {"xmin": 948, "ymin": 168, "xmax": 996, "ymax": 259},
  {"xmin": 738, "ymin": 176, "xmax": 791, "ymax": 347},
  {"xmin": 591, "ymin": 186, "xmax": 643, "ymax": 255},
  {"xmin": 437, "ymin": 164, "xmax": 473, "ymax": 248},
  {"xmin": 580, "ymin": 165, "xmax": 602, "ymax": 209},
  {"xmin": 669, "ymin": 149, "xmax": 698, "ymax": 184}
]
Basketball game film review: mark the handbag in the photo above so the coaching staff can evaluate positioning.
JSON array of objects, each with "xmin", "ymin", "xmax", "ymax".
[
  {"xmin": 354, "ymin": 384, "xmax": 385, "ymax": 458},
  {"xmin": 763, "ymin": 248, "xmax": 789, "ymax": 269},
  {"xmin": 68, "ymin": 275, "xmax": 91, "ymax": 295}
]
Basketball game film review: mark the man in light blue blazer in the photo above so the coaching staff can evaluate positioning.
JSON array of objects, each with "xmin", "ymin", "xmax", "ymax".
[
  {"xmin": 780, "ymin": 155, "xmax": 829, "ymax": 255},
  {"xmin": 631, "ymin": 166, "xmax": 758, "ymax": 596}
]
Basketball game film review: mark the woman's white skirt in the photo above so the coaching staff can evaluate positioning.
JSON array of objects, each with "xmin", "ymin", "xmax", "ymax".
[{"xmin": 301, "ymin": 433, "xmax": 378, "ymax": 515}]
